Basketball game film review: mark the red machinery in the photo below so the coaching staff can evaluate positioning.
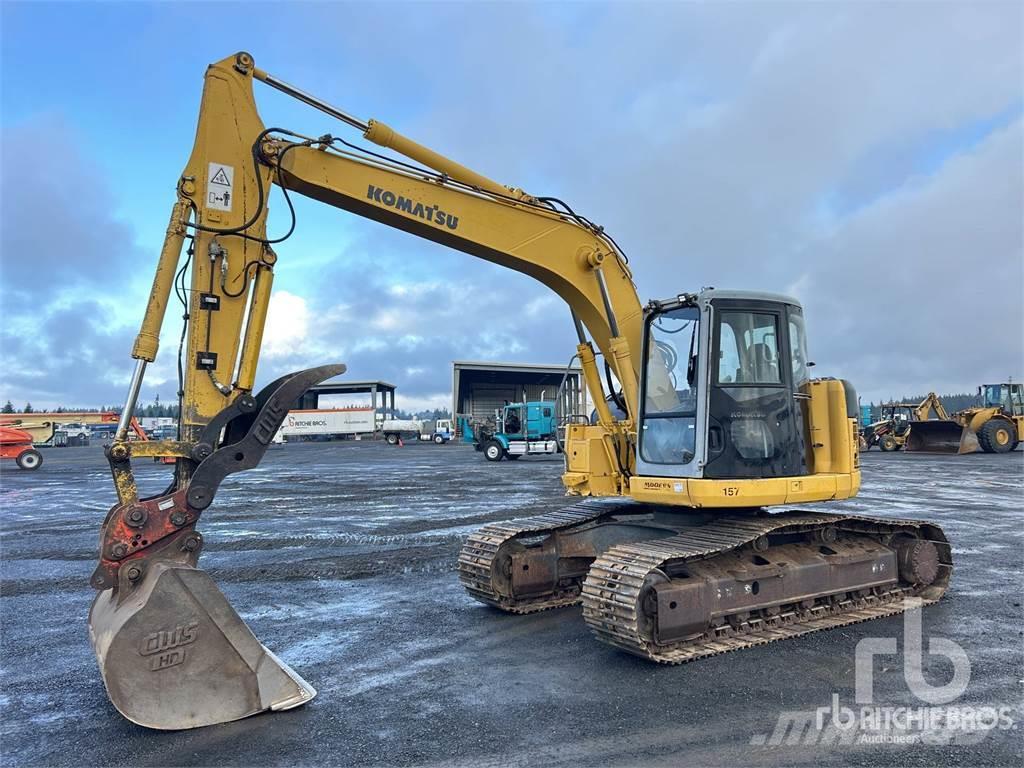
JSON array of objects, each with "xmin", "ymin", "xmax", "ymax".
[
  {"xmin": 0, "ymin": 426, "xmax": 43, "ymax": 470},
  {"xmin": 0, "ymin": 414, "xmax": 154, "ymax": 471}
]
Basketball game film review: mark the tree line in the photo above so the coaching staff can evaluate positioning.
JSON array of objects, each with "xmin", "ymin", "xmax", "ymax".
[
  {"xmin": 381, "ymin": 407, "xmax": 453, "ymax": 421},
  {"xmin": 1, "ymin": 399, "xmax": 180, "ymax": 417},
  {"xmin": 864, "ymin": 391, "xmax": 981, "ymax": 421},
  {"xmin": 1, "ymin": 399, "xmax": 446, "ymax": 421}
]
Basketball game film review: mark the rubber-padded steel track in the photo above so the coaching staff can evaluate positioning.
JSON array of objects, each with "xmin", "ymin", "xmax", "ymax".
[
  {"xmin": 580, "ymin": 510, "xmax": 951, "ymax": 664},
  {"xmin": 458, "ymin": 500, "xmax": 633, "ymax": 613}
]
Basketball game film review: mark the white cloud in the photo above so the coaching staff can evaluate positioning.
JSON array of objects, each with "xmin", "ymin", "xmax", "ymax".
[
  {"xmin": 262, "ymin": 291, "xmax": 310, "ymax": 359},
  {"xmin": 2, "ymin": 3, "xmax": 1020, "ymax": 409},
  {"xmin": 800, "ymin": 118, "xmax": 1024, "ymax": 401}
]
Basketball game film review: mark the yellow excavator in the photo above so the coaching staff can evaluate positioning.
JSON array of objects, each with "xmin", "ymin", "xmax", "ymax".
[{"xmin": 90, "ymin": 53, "xmax": 952, "ymax": 730}]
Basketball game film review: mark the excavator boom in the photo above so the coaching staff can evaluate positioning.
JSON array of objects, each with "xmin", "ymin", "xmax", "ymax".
[{"xmin": 90, "ymin": 51, "xmax": 648, "ymax": 729}]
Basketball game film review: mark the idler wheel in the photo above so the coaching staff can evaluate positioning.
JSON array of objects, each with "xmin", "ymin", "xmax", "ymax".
[
  {"xmin": 492, "ymin": 551, "xmax": 514, "ymax": 596},
  {"xmin": 897, "ymin": 538, "xmax": 939, "ymax": 585}
]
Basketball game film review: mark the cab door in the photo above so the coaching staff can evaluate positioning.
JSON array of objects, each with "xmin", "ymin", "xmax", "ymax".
[
  {"xmin": 526, "ymin": 404, "xmax": 543, "ymax": 439},
  {"xmin": 703, "ymin": 300, "xmax": 808, "ymax": 479},
  {"xmin": 635, "ymin": 302, "xmax": 706, "ymax": 479}
]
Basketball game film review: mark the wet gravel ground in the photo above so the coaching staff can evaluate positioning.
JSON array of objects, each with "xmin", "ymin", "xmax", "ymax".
[{"xmin": 1, "ymin": 442, "xmax": 1021, "ymax": 767}]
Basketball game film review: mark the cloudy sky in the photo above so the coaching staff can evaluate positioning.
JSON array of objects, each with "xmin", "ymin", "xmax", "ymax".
[{"xmin": 1, "ymin": 1, "xmax": 1021, "ymax": 412}]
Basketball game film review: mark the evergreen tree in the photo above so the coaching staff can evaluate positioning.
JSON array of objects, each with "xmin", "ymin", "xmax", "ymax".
[
  {"xmin": 1, "ymin": 400, "xmax": 14, "ymax": 414},
  {"xmin": 22, "ymin": 402, "xmax": 33, "ymax": 413}
]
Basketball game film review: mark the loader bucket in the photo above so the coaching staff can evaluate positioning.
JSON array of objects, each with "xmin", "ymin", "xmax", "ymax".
[
  {"xmin": 905, "ymin": 421, "xmax": 980, "ymax": 454},
  {"xmin": 89, "ymin": 561, "xmax": 315, "ymax": 730}
]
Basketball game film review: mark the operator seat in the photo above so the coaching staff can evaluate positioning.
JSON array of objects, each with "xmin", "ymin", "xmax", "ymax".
[{"xmin": 749, "ymin": 343, "xmax": 779, "ymax": 383}]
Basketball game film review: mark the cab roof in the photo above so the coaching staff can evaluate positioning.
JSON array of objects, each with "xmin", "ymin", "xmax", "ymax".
[{"xmin": 699, "ymin": 288, "xmax": 803, "ymax": 308}]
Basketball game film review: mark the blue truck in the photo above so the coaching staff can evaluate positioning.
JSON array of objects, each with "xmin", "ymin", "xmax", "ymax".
[{"xmin": 474, "ymin": 400, "xmax": 559, "ymax": 461}]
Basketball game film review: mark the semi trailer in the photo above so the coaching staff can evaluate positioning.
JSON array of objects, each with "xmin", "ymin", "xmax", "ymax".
[{"xmin": 277, "ymin": 407, "xmax": 376, "ymax": 440}]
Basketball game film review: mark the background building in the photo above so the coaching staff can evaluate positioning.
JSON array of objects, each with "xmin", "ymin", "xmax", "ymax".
[
  {"xmin": 452, "ymin": 360, "xmax": 588, "ymax": 426},
  {"xmin": 296, "ymin": 379, "xmax": 397, "ymax": 419}
]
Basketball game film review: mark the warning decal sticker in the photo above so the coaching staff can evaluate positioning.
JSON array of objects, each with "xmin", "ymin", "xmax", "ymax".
[{"xmin": 207, "ymin": 162, "xmax": 234, "ymax": 212}]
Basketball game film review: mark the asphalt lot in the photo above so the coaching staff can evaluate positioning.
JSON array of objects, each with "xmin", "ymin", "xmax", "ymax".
[{"xmin": 1, "ymin": 442, "xmax": 1021, "ymax": 767}]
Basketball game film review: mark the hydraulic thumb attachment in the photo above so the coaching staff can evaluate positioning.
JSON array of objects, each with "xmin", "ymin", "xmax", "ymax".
[{"xmin": 88, "ymin": 364, "xmax": 344, "ymax": 730}]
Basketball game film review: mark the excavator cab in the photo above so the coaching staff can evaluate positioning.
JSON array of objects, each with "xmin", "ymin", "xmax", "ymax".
[{"xmin": 636, "ymin": 290, "xmax": 816, "ymax": 481}]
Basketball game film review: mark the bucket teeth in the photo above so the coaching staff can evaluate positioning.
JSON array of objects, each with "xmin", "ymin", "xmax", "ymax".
[{"xmin": 89, "ymin": 563, "xmax": 315, "ymax": 730}]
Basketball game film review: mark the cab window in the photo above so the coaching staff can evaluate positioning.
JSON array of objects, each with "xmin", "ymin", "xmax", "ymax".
[
  {"xmin": 717, "ymin": 312, "xmax": 781, "ymax": 385},
  {"xmin": 788, "ymin": 310, "xmax": 809, "ymax": 385},
  {"xmin": 640, "ymin": 306, "xmax": 699, "ymax": 465}
]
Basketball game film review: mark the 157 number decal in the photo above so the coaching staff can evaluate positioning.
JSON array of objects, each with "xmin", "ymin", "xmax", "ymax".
[{"xmin": 722, "ymin": 487, "xmax": 740, "ymax": 497}]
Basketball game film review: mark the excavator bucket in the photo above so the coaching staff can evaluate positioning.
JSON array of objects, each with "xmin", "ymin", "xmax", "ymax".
[
  {"xmin": 89, "ymin": 364, "xmax": 345, "ymax": 729},
  {"xmin": 89, "ymin": 562, "xmax": 315, "ymax": 729},
  {"xmin": 905, "ymin": 421, "xmax": 979, "ymax": 454}
]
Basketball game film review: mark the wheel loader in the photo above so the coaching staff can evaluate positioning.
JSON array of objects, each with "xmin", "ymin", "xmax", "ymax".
[
  {"xmin": 901, "ymin": 386, "xmax": 1022, "ymax": 454},
  {"xmin": 954, "ymin": 382, "xmax": 1023, "ymax": 453},
  {"xmin": 89, "ymin": 53, "xmax": 952, "ymax": 730}
]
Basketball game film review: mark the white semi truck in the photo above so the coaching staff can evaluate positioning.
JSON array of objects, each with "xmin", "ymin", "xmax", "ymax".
[{"xmin": 381, "ymin": 418, "xmax": 453, "ymax": 445}]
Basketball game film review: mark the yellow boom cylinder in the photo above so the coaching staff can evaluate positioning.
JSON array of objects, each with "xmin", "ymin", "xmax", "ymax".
[
  {"xmin": 610, "ymin": 336, "xmax": 639, "ymax": 425},
  {"xmin": 578, "ymin": 343, "xmax": 614, "ymax": 427},
  {"xmin": 131, "ymin": 200, "xmax": 190, "ymax": 361},
  {"xmin": 363, "ymin": 119, "xmax": 523, "ymax": 200},
  {"xmin": 235, "ymin": 263, "xmax": 274, "ymax": 392}
]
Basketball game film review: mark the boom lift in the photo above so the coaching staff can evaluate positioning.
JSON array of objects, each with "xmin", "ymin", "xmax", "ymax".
[
  {"xmin": 0, "ymin": 411, "xmax": 147, "ymax": 446},
  {"xmin": 0, "ymin": 412, "xmax": 149, "ymax": 471},
  {"xmin": 90, "ymin": 53, "xmax": 952, "ymax": 730}
]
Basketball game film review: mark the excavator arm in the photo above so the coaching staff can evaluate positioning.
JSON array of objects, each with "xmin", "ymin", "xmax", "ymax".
[
  {"xmin": 91, "ymin": 51, "xmax": 650, "ymax": 730},
  {"xmin": 129, "ymin": 53, "xmax": 642, "ymax": 442}
]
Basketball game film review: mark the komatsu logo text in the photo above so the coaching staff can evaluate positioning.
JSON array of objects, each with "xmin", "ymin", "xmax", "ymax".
[{"xmin": 367, "ymin": 185, "xmax": 459, "ymax": 231}]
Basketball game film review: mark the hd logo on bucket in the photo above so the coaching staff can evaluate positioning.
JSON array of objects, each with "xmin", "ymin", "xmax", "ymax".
[{"xmin": 139, "ymin": 622, "xmax": 199, "ymax": 671}]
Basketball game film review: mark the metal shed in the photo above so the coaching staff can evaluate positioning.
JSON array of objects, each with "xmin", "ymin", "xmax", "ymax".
[
  {"xmin": 296, "ymin": 379, "xmax": 397, "ymax": 419},
  {"xmin": 451, "ymin": 361, "xmax": 587, "ymax": 426}
]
